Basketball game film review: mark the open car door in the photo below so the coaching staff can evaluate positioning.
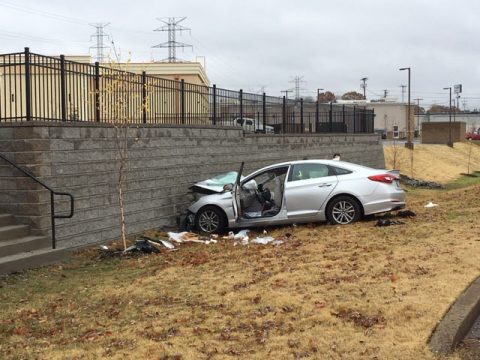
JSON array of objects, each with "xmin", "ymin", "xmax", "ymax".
[{"xmin": 232, "ymin": 162, "xmax": 244, "ymax": 222}]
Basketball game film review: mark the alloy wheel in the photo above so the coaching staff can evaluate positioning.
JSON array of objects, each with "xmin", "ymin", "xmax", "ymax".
[
  {"xmin": 331, "ymin": 201, "xmax": 356, "ymax": 224},
  {"xmin": 198, "ymin": 210, "xmax": 220, "ymax": 233}
]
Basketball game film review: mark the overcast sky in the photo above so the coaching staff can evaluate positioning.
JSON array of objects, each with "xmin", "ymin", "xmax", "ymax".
[{"xmin": 1, "ymin": 0, "xmax": 480, "ymax": 109}]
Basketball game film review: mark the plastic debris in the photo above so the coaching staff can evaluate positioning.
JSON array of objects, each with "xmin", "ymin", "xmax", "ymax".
[
  {"xmin": 424, "ymin": 201, "xmax": 439, "ymax": 208},
  {"xmin": 272, "ymin": 240, "xmax": 284, "ymax": 246},
  {"xmin": 252, "ymin": 236, "xmax": 275, "ymax": 245},
  {"xmin": 375, "ymin": 219, "xmax": 405, "ymax": 227},
  {"xmin": 157, "ymin": 239, "xmax": 175, "ymax": 250},
  {"xmin": 233, "ymin": 229, "xmax": 250, "ymax": 240},
  {"xmin": 397, "ymin": 210, "xmax": 417, "ymax": 218},
  {"xmin": 100, "ymin": 245, "xmax": 109, "ymax": 250},
  {"xmin": 167, "ymin": 231, "xmax": 200, "ymax": 243}
]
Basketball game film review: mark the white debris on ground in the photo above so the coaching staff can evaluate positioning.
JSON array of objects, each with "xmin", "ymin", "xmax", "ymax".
[{"xmin": 424, "ymin": 201, "xmax": 439, "ymax": 208}]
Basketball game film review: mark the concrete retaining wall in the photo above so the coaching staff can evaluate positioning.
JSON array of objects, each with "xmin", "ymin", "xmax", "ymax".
[{"xmin": 0, "ymin": 122, "xmax": 384, "ymax": 248}]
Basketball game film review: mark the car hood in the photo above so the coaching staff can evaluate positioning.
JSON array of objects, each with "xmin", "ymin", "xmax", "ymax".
[{"xmin": 190, "ymin": 171, "xmax": 245, "ymax": 194}]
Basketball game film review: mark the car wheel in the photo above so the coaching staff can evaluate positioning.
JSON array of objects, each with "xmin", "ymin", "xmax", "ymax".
[
  {"xmin": 326, "ymin": 196, "xmax": 361, "ymax": 225},
  {"xmin": 195, "ymin": 206, "xmax": 226, "ymax": 234}
]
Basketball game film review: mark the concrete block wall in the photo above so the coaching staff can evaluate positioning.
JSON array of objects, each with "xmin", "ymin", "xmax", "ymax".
[
  {"xmin": 0, "ymin": 122, "xmax": 384, "ymax": 248},
  {"xmin": 422, "ymin": 121, "xmax": 466, "ymax": 144}
]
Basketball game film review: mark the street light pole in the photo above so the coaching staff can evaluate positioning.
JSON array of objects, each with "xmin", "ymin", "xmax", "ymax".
[
  {"xmin": 443, "ymin": 87, "xmax": 453, "ymax": 147},
  {"xmin": 399, "ymin": 67, "xmax": 413, "ymax": 149},
  {"xmin": 316, "ymin": 88, "xmax": 324, "ymax": 132}
]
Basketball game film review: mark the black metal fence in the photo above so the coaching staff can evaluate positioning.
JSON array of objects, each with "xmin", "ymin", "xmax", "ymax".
[{"xmin": 0, "ymin": 48, "xmax": 374, "ymax": 134}]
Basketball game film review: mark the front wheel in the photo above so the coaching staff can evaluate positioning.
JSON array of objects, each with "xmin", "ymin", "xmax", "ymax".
[
  {"xmin": 326, "ymin": 196, "xmax": 361, "ymax": 225},
  {"xmin": 195, "ymin": 206, "xmax": 226, "ymax": 234}
]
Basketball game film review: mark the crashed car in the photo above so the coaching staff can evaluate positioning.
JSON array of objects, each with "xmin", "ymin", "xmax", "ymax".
[{"xmin": 187, "ymin": 160, "xmax": 406, "ymax": 233}]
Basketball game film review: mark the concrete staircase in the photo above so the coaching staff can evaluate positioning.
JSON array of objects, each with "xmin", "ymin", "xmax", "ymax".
[{"xmin": 0, "ymin": 213, "xmax": 70, "ymax": 274}]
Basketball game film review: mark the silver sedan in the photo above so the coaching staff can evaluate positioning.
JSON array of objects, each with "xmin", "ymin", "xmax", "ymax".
[{"xmin": 188, "ymin": 160, "xmax": 405, "ymax": 233}]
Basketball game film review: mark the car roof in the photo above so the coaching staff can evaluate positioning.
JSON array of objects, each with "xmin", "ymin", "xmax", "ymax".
[{"xmin": 249, "ymin": 159, "xmax": 376, "ymax": 175}]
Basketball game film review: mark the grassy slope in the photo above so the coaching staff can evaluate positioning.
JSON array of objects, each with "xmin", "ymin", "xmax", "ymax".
[
  {"xmin": 1, "ymin": 178, "xmax": 479, "ymax": 359},
  {"xmin": 384, "ymin": 142, "xmax": 480, "ymax": 183}
]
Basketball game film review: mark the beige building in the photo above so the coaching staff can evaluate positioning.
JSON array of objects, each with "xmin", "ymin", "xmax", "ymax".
[{"xmin": 0, "ymin": 54, "xmax": 210, "ymax": 123}]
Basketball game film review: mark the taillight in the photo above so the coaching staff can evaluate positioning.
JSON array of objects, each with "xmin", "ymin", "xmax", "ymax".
[{"xmin": 368, "ymin": 174, "xmax": 397, "ymax": 184}]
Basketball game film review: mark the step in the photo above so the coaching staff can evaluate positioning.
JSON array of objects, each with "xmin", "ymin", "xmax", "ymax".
[
  {"xmin": 0, "ymin": 214, "xmax": 14, "ymax": 227},
  {"xmin": 0, "ymin": 224, "xmax": 29, "ymax": 241},
  {"xmin": 0, "ymin": 235, "xmax": 50, "ymax": 257},
  {"xmin": 0, "ymin": 247, "xmax": 71, "ymax": 274}
]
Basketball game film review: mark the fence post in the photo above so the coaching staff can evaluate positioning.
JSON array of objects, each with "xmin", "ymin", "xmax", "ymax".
[
  {"xmin": 180, "ymin": 79, "xmax": 185, "ymax": 124},
  {"xmin": 142, "ymin": 71, "xmax": 147, "ymax": 124},
  {"xmin": 212, "ymin": 84, "xmax": 217, "ymax": 125},
  {"xmin": 371, "ymin": 108, "xmax": 375, "ymax": 133},
  {"xmin": 239, "ymin": 89, "xmax": 243, "ymax": 121},
  {"xmin": 300, "ymin": 98, "xmax": 304, "ymax": 133},
  {"xmin": 60, "ymin": 54, "xmax": 66, "ymax": 122},
  {"xmin": 282, "ymin": 96, "xmax": 286, "ymax": 134},
  {"xmin": 95, "ymin": 62, "xmax": 100, "ymax": 122},
  {"xmin": 24, "ymin": 47, "xmax": 32, "ymax": 121},
  {"xmin": 329, "ymin": 102, "xmax": 333, "ymax": 132},
  {"xmin": 353, "ymin": 105, "xmax": 356, "ymax": 133},
  {"xmin": 262, "ymin": 92, "xmax": 266, "ymax": 134},
  {"xmin": 315, "ymin": 99, "xmax": 319, "ymax": 133}
]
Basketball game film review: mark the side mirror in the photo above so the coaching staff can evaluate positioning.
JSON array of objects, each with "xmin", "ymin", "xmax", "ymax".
[{"xmin": 223, "ymin": 183, "xmax": 234, "ymax": 192}]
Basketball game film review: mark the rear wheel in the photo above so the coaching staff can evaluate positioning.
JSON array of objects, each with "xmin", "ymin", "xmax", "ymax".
[
  {"xmin": 326, "ymin": 196, "xmax": 361, "ymax": 225},
  {"xmin": 195, "ymin": 206, "xmax": 226, "ymax": 234}
]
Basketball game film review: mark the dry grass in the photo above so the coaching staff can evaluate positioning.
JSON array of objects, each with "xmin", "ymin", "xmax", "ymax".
[
  {"xmin": 1, "ymin": 179, "xmax": 479, "ymax": 359},
  {"xmin": 384, "ymin": 142, "xmax": 480, "ymax": 183}
]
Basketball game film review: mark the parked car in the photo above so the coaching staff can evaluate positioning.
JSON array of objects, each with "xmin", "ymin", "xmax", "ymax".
[
  {"xmin": 188, "ymin": 160, "xmax": 405, "ymax": 233},
  {"xmin": 465, "ymin": 128, "xmax": 480, "ymax": 140},
  {"xmin": 234, "ymin": 117, "xmax": 275, "ymax": 134}
]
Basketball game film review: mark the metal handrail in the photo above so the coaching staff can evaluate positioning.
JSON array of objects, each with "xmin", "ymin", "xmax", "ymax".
[{"xmin": 0, "ymin": 153, "xmax": 74, "ymax": 249}]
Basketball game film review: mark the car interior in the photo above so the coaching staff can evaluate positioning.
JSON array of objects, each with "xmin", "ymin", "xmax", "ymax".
[{"xmin": 239, "ymin": 166, "xmax": 289, "ymax": 219}]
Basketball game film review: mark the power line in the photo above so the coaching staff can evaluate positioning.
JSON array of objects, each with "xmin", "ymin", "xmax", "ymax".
[
  {"xmin": 152, "ymin": 17, "xmax": 192, "ymax": 62},
  {"xmin": 89, "ymin": 23, "xmax": 110, "ymax": 63}
]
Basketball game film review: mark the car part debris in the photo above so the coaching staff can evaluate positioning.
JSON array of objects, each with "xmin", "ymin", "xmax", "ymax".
[
  {"xmin": 157, "ymin": 239, "xmax": 175, "ymax": 249},
  {"xmin": 100, "ymin": 245, "xmax": 109, "ymax": 250},
  {"xmin": 397, "ymin": 210, "xmax": 417, "ymax": 218},
  {"xmin": 168, "ymin": 231, "xmax": 201, "ymax": 243},
  {"xmin": 375, "ymin": 219, "xmax": 405, "ymax": 227},
  {"xmin": 424, "ymin": 201, "xmax": 439, "ymax": 208},
  {"xmin": 124, "ymin": 239, "xmax": 160, "ymax": 254}
]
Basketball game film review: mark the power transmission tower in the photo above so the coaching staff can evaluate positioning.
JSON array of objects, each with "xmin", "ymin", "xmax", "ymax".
[
  {"xmin": 89, "ymin": 23, "xmax": 110, "ymax": 63},
  {"xmin": 289, "ymin": 76, "xmax": 306, "ymax": 100},
  {"xmin": 360, "ymin": 77, "xmax": 368, "ymax": 99},
  {"xmin": 399, "ymin": 84, "xmax": 407, "ymax": 102},
  {"xmin": 152, "ymin": 17, "xmax": 192, "ymax": 62}
]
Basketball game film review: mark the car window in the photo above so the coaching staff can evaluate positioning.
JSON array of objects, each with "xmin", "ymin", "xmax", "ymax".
[
  {"xmin": 236, "ymin": 119, "xmax": 244, "ymax": 125},
  {"xmin": 288, "ymin": 163, "xmax": 333, "ymax": 182},
  {"xmin": 331, "ymin": 166, "xmax": 352, "ymax": 175},
  {"xmin": 246, "ymin": 120, "xmax": 253, "ymax": 125}
]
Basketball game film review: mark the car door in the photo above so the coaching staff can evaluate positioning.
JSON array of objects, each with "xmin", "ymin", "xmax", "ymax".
[
  {"xmin": 232, "ymin": 162, "xmax": 244, "ymax": 222},
  {"xmin": 284, "ymin": 162, "xmax": 338, "ymax": 219}
]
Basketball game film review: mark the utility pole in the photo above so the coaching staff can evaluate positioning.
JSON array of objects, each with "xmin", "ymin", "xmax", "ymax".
[
  {"xmin": 289, "ymin": 76, "xmax": 305, "ymax": 100},
  {"xmin": 360, "ymin": 77, "xmax": 368, "ymax": 100},
  {"xmin": 413, "ymin": 98, "xmax": 423, "ymax": 136},
  {"xmin": 383, "ymin": 89, "xmax": 389, "ymax": 99},
  {"xmin": 317, "ymin": 88, "xmax": 324, "ymax": 101},
  {"xmin": 399, "ymin": 84, "xmax": 407, "ymax": 102},
  {"xmin": 399, "ymin": 67, "xmax": 413, "ymax": 149},
  {"xmin": 443, "ymin": 86, "xmax": 453, "ymax": 147},
  {"xmin": 281, "ymin": 90, "xmax": 293, "ymax": 100},
  {"xmin": 89, "ymin": 23, "xmax": 110, "ymax": 63},
  {"xmin": 152, "ymin": 17, "xmax": 192, "ymax": 62}
]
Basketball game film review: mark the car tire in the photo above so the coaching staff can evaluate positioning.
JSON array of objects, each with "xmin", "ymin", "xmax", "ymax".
[
  {"xmin": 195, "ymin": 206, "xmax": 226, "ymax": 234},
  {"xmin": 326, "ymin": 196, "xmax": 362, "ymax": 225}
]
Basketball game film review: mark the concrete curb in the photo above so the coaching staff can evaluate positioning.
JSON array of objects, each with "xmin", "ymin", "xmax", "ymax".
[{"xmin": 429, "ymin": 276, "xmax": 480, "ymax": 354}]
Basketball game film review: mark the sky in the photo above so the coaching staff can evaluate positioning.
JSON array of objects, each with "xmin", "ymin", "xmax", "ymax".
[{"xmin": 1, "ymin": 0, "xmax": 480, "ymax": 109}]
